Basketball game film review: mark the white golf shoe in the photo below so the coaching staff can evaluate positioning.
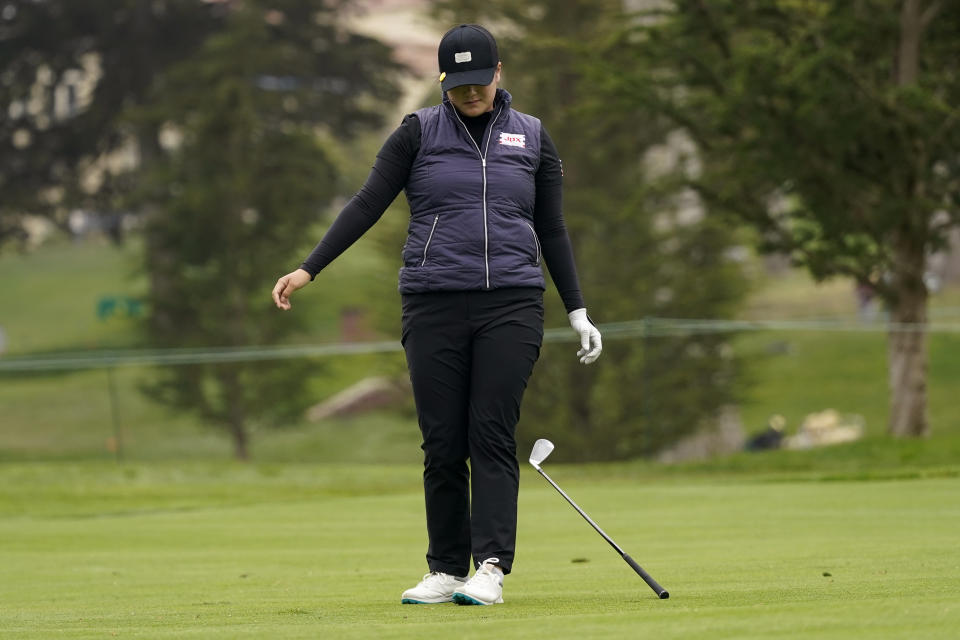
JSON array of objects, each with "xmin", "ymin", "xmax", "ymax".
[
  {"xmin": 401, "ymin": 571, "xmax": 467, "ymax": 604},
  {"xmin": 452, "ymin": 558, "xmax": 504, "ymax": 605}
]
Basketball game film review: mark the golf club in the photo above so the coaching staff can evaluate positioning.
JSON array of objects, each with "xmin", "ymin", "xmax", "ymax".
[{"xmin": 528, "ymin": 438, "xmax": 669, "ymax": 599}]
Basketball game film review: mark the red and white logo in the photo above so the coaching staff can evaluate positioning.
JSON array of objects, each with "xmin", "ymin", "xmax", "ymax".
[{"xmin": 499, "ymin": 132, "xmax": 526, "ymax": 148}]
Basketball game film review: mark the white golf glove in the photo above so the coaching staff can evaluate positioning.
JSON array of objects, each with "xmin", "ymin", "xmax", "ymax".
[{"xmin": 568, "ymin": 308, "xmax": 602, "ymax": 364}]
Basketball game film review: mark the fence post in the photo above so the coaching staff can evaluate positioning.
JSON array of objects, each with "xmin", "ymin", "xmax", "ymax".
[
  {"xmin": 641, "ymin": 316, "xmax": 652, "ymax": 456},
  {"xmin": 106, "ymin": 367, "xmax": 124, "ymax": 462}
]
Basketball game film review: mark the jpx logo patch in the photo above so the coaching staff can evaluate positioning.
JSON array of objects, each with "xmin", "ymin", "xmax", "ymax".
[
  {"xmin": 454, "ymin": 51, "xmax": 472, "ymax": 63},
  {"xmin": 499, "ymin": 132, "xmax": 526, "ymax": 148}
]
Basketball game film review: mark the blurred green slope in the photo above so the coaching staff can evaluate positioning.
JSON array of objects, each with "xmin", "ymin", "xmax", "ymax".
[{"xmin": 2, "ymin": 237, "xmax": 960, "ymax": 465}]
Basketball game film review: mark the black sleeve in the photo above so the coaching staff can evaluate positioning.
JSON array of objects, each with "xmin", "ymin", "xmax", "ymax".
[
  {"xmin": 299, "ymin": 114, "xmax": 422, "ymax": 277},
  {"xmin": 534, "ymin": 124, "xmax": 586, "ymax": 313}
]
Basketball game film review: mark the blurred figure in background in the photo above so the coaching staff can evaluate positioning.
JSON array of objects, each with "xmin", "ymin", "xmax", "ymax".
[{"xmin": 745, "ymin": 414, "xmax": 785, "ymax": 452}]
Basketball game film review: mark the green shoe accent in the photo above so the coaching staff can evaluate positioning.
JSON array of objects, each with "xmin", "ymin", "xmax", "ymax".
[
  {"xmin": 401, "ymin": 598, "xmax": 450, "ymax": 604},
  {"xmin": 452, "ymin": 592, "xmax": 487, "ymax": 606}
]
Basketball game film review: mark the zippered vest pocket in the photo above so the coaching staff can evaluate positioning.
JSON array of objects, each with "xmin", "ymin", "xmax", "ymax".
[
  {"xmin": 524, "ymin": 221, "xmax": 541, "ymax": 266},
  {"xmin": 421, "ymin": 214, "xmax": 440, "ymax": 266}
]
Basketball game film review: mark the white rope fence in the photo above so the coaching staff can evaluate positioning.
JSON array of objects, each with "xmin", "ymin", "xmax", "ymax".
[{"xmin": 2, "ymin": 317, "xmax": 959, "ymax": 372}]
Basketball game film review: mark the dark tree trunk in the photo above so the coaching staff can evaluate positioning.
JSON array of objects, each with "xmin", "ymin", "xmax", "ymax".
[
  {"xmin": 221, "ymin": 365, "xmax": 250, "ymax": 460},
  {"xmin": 887, "ymin": 230, "xmax": 929, "ymax": 437},
  {"xmin": 884, "ymin": 0, "xmax": 940, "ymax": 437}
]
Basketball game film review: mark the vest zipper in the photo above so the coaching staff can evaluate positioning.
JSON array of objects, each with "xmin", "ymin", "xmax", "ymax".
[
  {"xmin": 421, "ymin": 214, "xmax": 439, "ymax": 266},
  {"xmin": 524, "ymin": 221, "xmax": 541, "ymax": 265},
  {"xmin": 452, "ymin": 104, "xmax": 503, "ymax": 289}
]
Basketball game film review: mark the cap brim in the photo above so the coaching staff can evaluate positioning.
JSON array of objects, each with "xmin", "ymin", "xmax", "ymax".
[{"xmin": 441, "ymin": 67, "xmax": 496, "ymax": 92}]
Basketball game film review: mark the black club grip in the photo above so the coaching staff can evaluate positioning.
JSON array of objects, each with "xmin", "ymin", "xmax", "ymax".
[{"xmin": 622, "ymin": 553, "xmax": 669, "ymax": 599}]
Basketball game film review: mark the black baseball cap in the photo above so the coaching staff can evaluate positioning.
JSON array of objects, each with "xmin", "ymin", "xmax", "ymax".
[{"xmin": 438, "ymin": 24, "xmax": 499, "ymax": 92}]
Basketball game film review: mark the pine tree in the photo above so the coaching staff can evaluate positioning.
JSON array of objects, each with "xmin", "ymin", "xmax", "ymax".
[
  {"xmin": 0, "ymin": 0, "xmax": 225, "ymax": 247},
  {"xmin": 136, "ymin": 0, "xmax": 403, "ymax": 458}
]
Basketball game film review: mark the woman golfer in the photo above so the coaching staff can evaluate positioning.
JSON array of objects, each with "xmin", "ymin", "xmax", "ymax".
[{"xmin": 272, "ymin": 24, "xmax": 601, "ymax": 606}]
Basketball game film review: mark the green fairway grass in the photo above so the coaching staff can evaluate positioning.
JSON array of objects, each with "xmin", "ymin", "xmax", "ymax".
[{"xmin": 1, "ymin": 462, "xmax": 958, "ymax": 639}]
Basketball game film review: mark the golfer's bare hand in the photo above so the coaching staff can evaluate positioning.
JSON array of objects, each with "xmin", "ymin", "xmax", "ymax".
[{"xmin": 272, "ymin": 269, "xmax": 311, "ymax": 310}]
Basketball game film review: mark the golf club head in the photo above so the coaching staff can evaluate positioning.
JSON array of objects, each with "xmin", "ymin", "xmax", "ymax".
[{"xmin": 528, "ymin": 438, "xmax": 555, "ymax": 468}]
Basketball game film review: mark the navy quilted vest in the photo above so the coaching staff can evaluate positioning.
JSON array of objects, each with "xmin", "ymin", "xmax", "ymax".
[{"xmin": 399, "ymin": 89, "xmax": 545, "ymax": 293}]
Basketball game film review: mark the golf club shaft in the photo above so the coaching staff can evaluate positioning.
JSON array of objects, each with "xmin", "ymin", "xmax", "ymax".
[{"xmin": 536, "ymin": 467, "xmax": 669, "ymax": 599}]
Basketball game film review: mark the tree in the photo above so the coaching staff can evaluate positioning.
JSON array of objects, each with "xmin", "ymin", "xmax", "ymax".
[
  {"xmin": 135, "ymin": 0, "xmax": 403, "ymax": 458},
  {"xmin": 621, "ymin": 0, "xmax": 960, "ymax": 436},
  {"xmin": 433, "ymin": 0, "xmax": 750, "ymax": 460},
  {"xmin": 0, "ymin": 0, "xmax": 226, "ymax": 248}
]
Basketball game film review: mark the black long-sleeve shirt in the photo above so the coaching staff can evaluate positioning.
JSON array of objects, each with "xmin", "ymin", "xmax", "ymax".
[{"xmin": 301, "ymin": 111, "xmax": 585, "ymax": 312}]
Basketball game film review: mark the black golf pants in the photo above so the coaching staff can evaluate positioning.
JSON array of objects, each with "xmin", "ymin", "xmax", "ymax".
[{"xmin": 401, "ymin": 287, "xmax": 544, "ymax": 577}]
